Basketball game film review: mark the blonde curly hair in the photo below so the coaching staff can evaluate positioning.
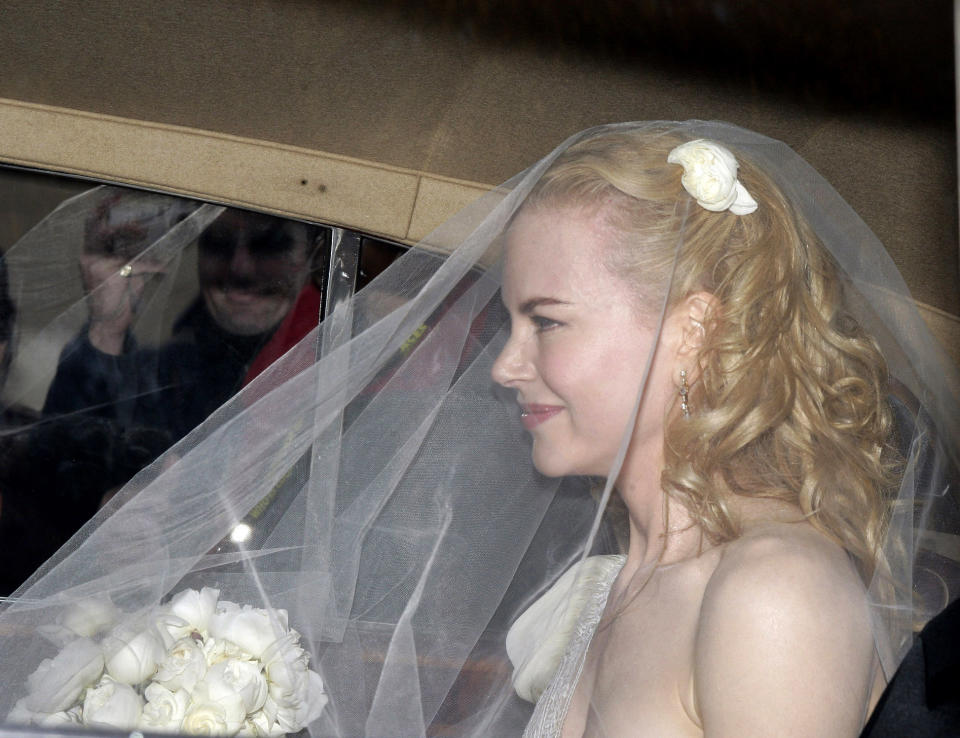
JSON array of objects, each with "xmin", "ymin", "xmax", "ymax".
[{"xmin": 524, "ymin": 126, "xmax": 896, "ymax": 582}]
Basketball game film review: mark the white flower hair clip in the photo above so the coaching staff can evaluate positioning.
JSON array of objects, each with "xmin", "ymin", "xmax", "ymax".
[{"xmin": 667, "ymin": 139, "xmax": 758, "ymax": 215}]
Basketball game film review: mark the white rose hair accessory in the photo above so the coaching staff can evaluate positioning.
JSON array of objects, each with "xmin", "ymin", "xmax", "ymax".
[{"xmin": 667, "ymin": 139, "xmax": 758, "ymax": 215}]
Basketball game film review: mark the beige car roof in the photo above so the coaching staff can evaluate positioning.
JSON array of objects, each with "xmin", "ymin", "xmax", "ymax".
[{"xmin": 0, "ymin": 0, "xmax": 956, "ymax": 357}]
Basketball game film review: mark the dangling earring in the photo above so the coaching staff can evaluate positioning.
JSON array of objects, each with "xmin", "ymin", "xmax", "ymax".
[{"xmin": 679, "ymin": 369, "xmax": 690, "ymax": 418}]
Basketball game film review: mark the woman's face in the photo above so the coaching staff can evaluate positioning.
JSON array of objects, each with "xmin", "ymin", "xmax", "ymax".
[{"xmin": 492, "ymin": 205, "xmax": 677, "ymax": 478}]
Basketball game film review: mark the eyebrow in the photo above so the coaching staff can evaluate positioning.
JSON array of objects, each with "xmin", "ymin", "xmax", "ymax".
[{"xmin": 519, "ymin": 297, "xmax": 571, "ymax": 315}]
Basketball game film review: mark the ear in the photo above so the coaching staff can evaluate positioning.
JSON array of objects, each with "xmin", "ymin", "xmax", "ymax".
[{"xmin": 675, "ymin": 291, "xmax": 716, "ymax": 358}]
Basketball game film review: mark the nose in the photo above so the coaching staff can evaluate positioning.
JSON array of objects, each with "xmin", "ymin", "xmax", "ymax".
[
  {"xmin": 491, "ymin": 329, "xmax": 535, "ymax": 387},
  {"xmin": 228, "ymin": 243, "xmax": 257, "ymax": 278}
]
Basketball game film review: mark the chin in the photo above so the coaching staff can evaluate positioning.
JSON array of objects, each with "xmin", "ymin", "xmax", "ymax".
[
  {"xmin": 203, "ymin": 291, "xmax": 292, "ymax": 336},
  {"xmin": 531, "ymin": 446, "xmax": 586, "ymax": 479},
  {"xmin": 531, "ymin": 441, "xmax": 611, "ymax": 479},
  {"xmin": 212, "ymin": 305, "xmax": 287, "ymax": 335}
]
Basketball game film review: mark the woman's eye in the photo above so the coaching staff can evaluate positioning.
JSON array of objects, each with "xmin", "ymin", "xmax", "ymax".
[{"xmin": 532, "ymin": 315, "xmax": 561, "ymax": 332}]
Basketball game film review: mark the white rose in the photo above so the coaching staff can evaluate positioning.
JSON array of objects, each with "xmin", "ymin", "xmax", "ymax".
[
  {"xmin": 22, "ymin": 637, "xmax": 104, "ymax": 713},
  {"xmin": 155, "ymin": 637, "xmax": 208, "ymax": 692},
  {"xmin": 208, "ymin": 602, "xmax": 288, "ymax": 658},
  {"xmin": 260, "ymin": 633, "xmax": 327, "ymax": 730},
  {"xmin": 263, "ymin": 630, "xmax": 327, "ymax": 733},
  {"xmin": 39, "ymin": 597, "xmax": 120, "ymax": 646},
  {"xmin": 82, "ymin": 677, "xmax": 143, "ymax": 730},
  {"xmin": 261, "ymin": 633, "xmax": 308, "ymax": 703},
  {"xmin": 667, "ymin": 139, "xmax": 757, "ymax": 215},
  {"xmin": 102, "ymin": 622, "xmax": 165, "ymax": 684},
  {"xmin": 202, "ymin": 659, "xmax": 268, "ymax": 714},
  {"xmin": 237, "ymin": 709, "xmax": 284, "ymax": 737},
  {"xmin": 139, "ymin": 683, "xmax": 190, "ymax": 733},
  {"xmin": 265, "ymin": 671, "xmax": 327, "ymax": 733},
  {"xmin": 7, "ymin": 698, "xmax": 40, "ymax": 724},
  {"xmin": 37, "ymin": 706, "xmax": 83, "ymax": 727},
  {"xmin": 204, "ymin": 636, "xmax": 255, "ymax": 666},
  {"xmin": 180, "ymin": 703, "xmax": 235, "ymax": 736},
  {"xmin": 181, "ymin": 687, "xmax": 246, "ymax": 736},
  {"xmin": 62, "ymin": 597, "xmax": 120, "ymax": 638},
  {"xmin": 162, "ymin": 587, "xmax": 220, "ymax": 640},
  {"xmin": 155, "ymin": 612, "xmax": 191, "ymax": 648},
  {"xmin": 8, "ymin": 700, "xmax": 83, "ymax": 728},
  {"xmin": 6, "ymin": 698, "xmax": 81, "ymax": 726}
]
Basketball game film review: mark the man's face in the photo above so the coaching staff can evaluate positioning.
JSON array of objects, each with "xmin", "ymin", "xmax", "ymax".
[{"xmin": 198, "ymin": 211, "xmax": 311, "ymax": 336}]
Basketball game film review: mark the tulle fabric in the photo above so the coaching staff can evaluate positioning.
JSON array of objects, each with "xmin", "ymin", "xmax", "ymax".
[
  {"xmin": 3, "ymin": 188, "xmax": 220, "ymax": 413},
  {"xmin": 0, "ymin": 122, "xmax": 956, "ymax": 736}
]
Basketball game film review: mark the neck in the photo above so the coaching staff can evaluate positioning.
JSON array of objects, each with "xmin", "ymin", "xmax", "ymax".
[
  {"xmin": 615, "ymin": 441, "xmax": 807, "ymax": 577},
  {"xmin": 616, "ymin": 441, "xmax": 706, "ymax": 573}
]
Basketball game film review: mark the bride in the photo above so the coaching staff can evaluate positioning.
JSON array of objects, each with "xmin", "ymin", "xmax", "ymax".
[
  {"xmin": 0, "ymin": 122, "xmax": 956, "ymax": 737},
  {"xmin": 495, "ymin": 130, "xmax": 890, "ymax": 736}
]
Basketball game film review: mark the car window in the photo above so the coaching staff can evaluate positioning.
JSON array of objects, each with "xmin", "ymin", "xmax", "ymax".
[{"xmin": 0, "ymin": 167, "xmax": 407, "ymax": 595}]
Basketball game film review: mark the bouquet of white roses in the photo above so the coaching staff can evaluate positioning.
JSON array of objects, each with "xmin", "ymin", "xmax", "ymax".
[{"xmin": 8, "ymin": 587, "xmax": 327, "ymax": 735}]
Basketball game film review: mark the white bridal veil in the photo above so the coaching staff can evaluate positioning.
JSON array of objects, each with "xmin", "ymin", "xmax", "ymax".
[{"xmin": 0, "ymin": 121, "xmax": 957, "ymax": 736}]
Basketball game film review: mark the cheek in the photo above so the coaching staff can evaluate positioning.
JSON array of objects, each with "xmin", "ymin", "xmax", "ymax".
[
  {"xmin": 197, "ymin": 256, "xmax": 227, "ymax": 283},
  {"xmin": 536, "ymin": 344, "xmax": 596, "ymax": 399},
  {"xmin": 540, "ymin": 338, "xmax": 645, "ymax": 418},
  {"xmin": 256, "ymin": 257, "xmax": 307, "ymax": 288}
]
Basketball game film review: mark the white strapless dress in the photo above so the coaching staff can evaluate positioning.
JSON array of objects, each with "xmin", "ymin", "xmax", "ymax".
[{"xmin": 507, "ymin": 555, "xmax": 626, "ymax": 737}]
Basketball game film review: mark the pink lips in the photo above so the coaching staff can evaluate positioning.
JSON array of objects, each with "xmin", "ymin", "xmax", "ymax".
[{"xmin": 519, "ymin": 403, "xmax": 563, "ymax": 430}]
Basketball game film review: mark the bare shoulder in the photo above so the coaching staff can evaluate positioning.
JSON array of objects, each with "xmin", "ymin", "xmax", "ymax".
[
  {"xmin": 703, "ymin": 522, "xmax": 868, "ymax": 616},
  {"xmin": 693, "ymin": 523, "xmax": 877, "ymax": 737}
]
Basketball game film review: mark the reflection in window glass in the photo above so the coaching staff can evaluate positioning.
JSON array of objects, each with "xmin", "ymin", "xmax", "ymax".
[
  {"xmin": 357, "ymin": 236, "xmax": 406, "ymax": 291},
  {"xmin": 0, "ymin": 171, "xmax": 336, "ymax": 595}
]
